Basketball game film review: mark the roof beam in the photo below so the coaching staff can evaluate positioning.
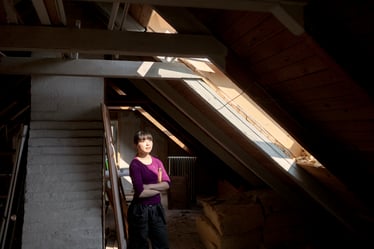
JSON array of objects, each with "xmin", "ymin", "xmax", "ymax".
[
  {"xmin": 1, "ymin": 0, "xmax": 18, "ymax": 23},
  {"xmin": 0, "ymin": 57, "xmax": 200, "ymax": 79},
  {"xmin": 0, "ymin": 25, "xmax": 227, "ymax": 58},
  {"xmin": 140, "ymin": 78, "xmax": 309, "ymax": 201},
  {"xmin": 131, "ymin": 78, "xmax": 265, "ymax": 187},
  {"xmin": 76, "ymin": 0, "xmax": 307, "ymax": 11},
  {"xmin": 271, "ymin": 4, "xmax": 304, "ymax": 35},
  {"xmin": 31, "ymin": 0, "xmax": 51, "ymax": 24},
  {"xmin": 78, "ymin": 0, "xmax": 306, "ymax": 34},
  {"xmin": 142, "ymin": 78, "xmax": 365, "ymax": 234}
]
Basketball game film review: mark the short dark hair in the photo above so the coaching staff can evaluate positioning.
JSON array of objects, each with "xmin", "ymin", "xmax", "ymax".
[{"xmin": 133, "ymin": 130, "xmax": 153, "ymax": 144}]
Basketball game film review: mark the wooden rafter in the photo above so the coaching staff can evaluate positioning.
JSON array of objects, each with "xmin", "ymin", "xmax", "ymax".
[
  {"xmin": 0, "ymin": 57, "xmax": 201, "ymax": 79},
  {"xmin": 0, "ymin": 25, "xmax": 227, "ymax": 58}
]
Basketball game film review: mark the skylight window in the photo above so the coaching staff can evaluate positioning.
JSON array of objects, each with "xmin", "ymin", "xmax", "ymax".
[
  {"xmin": 133, "ymin": 6, "xmax": 323, "ymax": 171},
  {"xmin": 184, "ymin": 78, "xmax": 295, "ymax": 171}
]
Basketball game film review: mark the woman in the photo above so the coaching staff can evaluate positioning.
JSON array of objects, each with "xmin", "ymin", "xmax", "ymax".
[{"xmin": 127, "ymin": 130, "xmax": 171, "ymax": 249}]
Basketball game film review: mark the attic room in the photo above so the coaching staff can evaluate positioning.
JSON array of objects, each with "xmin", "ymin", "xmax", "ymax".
[{"xmin": 0, "ymin": 1, "xmax": 373, "ymax": 249}]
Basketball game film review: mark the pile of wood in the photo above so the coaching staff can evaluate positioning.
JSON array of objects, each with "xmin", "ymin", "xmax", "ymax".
[{"xmin": 195, "ymin": 181, "xmax": 308, "ymax": 249}]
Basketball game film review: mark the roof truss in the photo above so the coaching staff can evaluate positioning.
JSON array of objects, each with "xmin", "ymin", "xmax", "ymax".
[
  {"xmin": 0, "ymin": 57, "xmax": 200, "ymax": 79},
  {"xmin": 0, "ymin": 25, "xmax": 227, "ymax": 59}
]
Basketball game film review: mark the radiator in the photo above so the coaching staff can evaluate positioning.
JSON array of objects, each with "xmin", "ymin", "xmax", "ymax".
[{"xmin": 167, "ymin": 156, "xmax": 197, "ymax": 202}]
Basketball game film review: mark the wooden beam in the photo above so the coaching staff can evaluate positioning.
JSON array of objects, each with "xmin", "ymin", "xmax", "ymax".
[
  {"xmin": 31, "ymin": 0, "xmax": 51, "ymax": 24},
  {"xmin": 2, "ymin": 0, "xmax": 19, "ymax": 23},
  {"xmin": 131, "ymin": 78, "xmax": 265, "ymax": 187},
  {"xmin": 77, "ymin": 0, "xmax": 306, "ymax": 34},
  {"xmin": 56, "ymin": 0, "xmax": 67, "ymax": 25},
  {"xmin": 107, "ymin": 0, "xmax": 121, "ymax": 30},
  {"xmin": 271, "ymin": 4, "xmax": 304, "ymax": 35},
  {"xmin": 43, "ymin": 0, "xmax": 66, "ymax": 25},
  {"xmin": 0, "ymin": 57, "xmax": 201, "ymax": 79},
  {"xmin": 74, "ymin": 0, "xmax": 307, "ymax": 11},
  {"xmin": 0, "ymin": 25, "xmax": 227, "ymax": 58},
  {"xmin": 142, "ymin": 78, "xmax": 364, "ymax": 234}
]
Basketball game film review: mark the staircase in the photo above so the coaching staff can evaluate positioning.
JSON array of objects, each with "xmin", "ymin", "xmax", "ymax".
[
  {"xmin": 0, "ymin": 76, "xmax": 30, "ymax": 249},
  {"xmin": 0, "ymin": 131, "xmax": 27, "ymax": 249},
  {"xmin": 21, "ymin": 121, "xmax": 104, "ymax": 249}
]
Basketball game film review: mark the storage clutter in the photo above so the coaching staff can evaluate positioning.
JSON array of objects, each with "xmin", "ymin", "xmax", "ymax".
[{"xmin": 195, "ymin": 181, "xmax": 308, "ymax": 249}]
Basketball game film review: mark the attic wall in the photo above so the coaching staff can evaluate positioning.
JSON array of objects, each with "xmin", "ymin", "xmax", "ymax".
[{"xmin": 30, "ymin": 76, "xmax": 103, "ymax": 121}]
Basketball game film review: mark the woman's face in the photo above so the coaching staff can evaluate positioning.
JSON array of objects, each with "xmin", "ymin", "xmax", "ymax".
[{"xmin": 137, "ymin": 138, "xmax": 153, "ymax": 155}]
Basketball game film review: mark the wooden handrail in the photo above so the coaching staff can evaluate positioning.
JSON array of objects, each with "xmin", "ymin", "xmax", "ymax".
[
  {"xmin": 0, "ymin": 125, "xmax": 28, "ymax": 249},
  {"xmin": 101, "ymin": 103, "xmax": 127, "ymax": 249}
]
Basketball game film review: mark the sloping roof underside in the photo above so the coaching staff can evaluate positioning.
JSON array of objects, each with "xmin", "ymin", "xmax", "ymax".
[{"xmin": 0, "ymin": 0, "xmax": 373, "ymax": 244}]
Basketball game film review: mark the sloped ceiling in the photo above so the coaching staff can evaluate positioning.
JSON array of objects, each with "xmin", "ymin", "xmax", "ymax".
[{"xmin": 0, "ymin": 0, "xmax": 373, "ymax": 245}]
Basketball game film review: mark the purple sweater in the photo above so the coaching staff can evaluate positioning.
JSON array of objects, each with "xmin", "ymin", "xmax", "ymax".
[{"xmin": 129, "ymin": 156, "xmax": 171, "ymax": 205}]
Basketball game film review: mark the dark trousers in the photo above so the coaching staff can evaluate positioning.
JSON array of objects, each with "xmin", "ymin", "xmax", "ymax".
[{"xmin": 127, "ymin": 203, "xmax": 169, "ymax": 249}]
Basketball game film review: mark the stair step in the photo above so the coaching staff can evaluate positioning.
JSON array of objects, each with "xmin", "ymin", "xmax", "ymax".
[
  {"xmin": 27, "ymin": 154, "xmax": 102, "ymax": 164},
  {"xmin": 29, "ymin": 137, "xmax": 103, "ymax": 147},
  {"xmin": 31, "ymin": 121, "xmax": 103, "ymax": 130},
  {"xmin": 28, "ymin": 146, "xmax": 102, "ymax": 155},
  {"xmin": 23, "ymin": 120, "xmax": 104, "ymax": 248},
  {"xmin": 29, "ymin": 129, "xmax": 103, "ymax": 138}
]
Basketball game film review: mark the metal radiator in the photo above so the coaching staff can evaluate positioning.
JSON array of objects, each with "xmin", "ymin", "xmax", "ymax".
[{"xmin": 167, "ymin": 156, "xmax": 197, "ymax": 202}]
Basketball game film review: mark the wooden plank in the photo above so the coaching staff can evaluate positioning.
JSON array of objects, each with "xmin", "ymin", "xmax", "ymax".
[
  {"xmin": 246, "ymin": 29, "xmax": 303, "ymax": 63},
  {"xmin": 102, "ymin": 103, "xmax": 127, "ymax": 249},
  {"xmin": 221, "ymin": 11, "xmax": 272, "ymax": 46},
  {"xmin": 270, "ymin": 3, "xmax": 305, "ymax": 35},
  {"xmin": 0, "ymin": 0, "xmax": 18, "ymax": 23},
  {"xmin": 0, "ymin": 25, "xmax": 227, "ymax": 58},
  {"xmin": 232, "ymin": 15, "xmax": 285, "ymax": 56},
  {"xmin": 271, "ymin": 69, "xmax": 345, "ymax": 91},
  {"xmin": 284, "ymin": 81, "xmax": 365, "ymax": 102},
  {"xmin": 31, "ymin": 0, "xmax": 51, "ymax": 24},
  {"xmin": 298, "ymin": 101, "xmax": 374, "ymax": 121},
  {"xmin": 324, "ymin": 120, "xmax": 374, "ymax": 134},
  {"xmin": 77, "ymin": 0, "xmax": 279, "ymax": 12},
  {"xmin": 258, "ymin": 56, "xmax": 327, "ymax": 85},
  {"xmin": 250, "ymin": 41, "xmax": 314, "ymax": 74},
  {"xmin": 0, "ymin": 57, "xmax": 201, "ymax": 80},
  {"xmin": 44, "ymin": 0, "xmax": 62, "ymax": 25},
  {"xmin": 154, "ymin": 6, "xmax": 211, "ymax": 34}
]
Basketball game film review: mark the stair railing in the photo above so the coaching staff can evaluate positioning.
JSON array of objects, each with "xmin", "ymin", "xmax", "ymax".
[
  {"xmin": 102, "ymin": 103, "xmax": 127, "ymax": 249},
  {"xmin": 0, "ymin": 124, "xmax": 28, "ymax": 249}
]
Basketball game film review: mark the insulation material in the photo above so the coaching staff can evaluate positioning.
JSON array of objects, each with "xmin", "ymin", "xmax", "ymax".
[
  {"xmin": 196, "ymin": 215, "xmax": 262, "ymax": 249},
  {"xmin": 199, "ymin": 198, "xmax": 264, "ymax": 236}
]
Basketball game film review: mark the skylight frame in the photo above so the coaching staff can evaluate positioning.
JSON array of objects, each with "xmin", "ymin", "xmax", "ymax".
[
  {"xmin": 134, "ymin": 6, "xmax": 322, "ymax": 170},
  {"xmin": 184, "ymin": 78, "xmax": 295, "ymax": 171}
]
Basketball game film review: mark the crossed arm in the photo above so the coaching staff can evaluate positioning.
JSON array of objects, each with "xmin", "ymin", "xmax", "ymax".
[{"xmin": 139, "ymin": 181, "xmax": 170, "ymax": 198}]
